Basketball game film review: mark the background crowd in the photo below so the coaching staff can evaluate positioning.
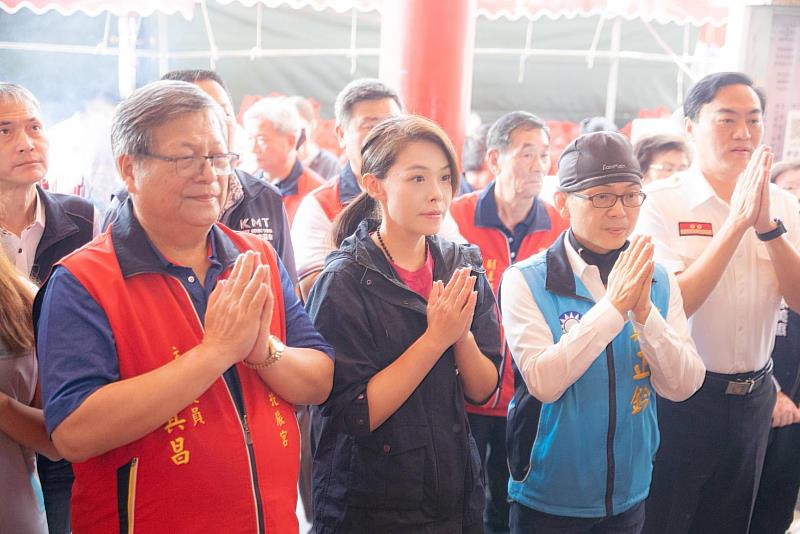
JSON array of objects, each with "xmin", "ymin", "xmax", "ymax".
[{"xmin": 2, "ymin": 66, "xmax": 800, "ymax": 534}]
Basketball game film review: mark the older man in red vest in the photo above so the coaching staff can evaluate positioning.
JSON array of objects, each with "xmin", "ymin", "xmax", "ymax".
[
  {"xmin": 450, "ymin": 111, "xmax": 567, "ymax": 534},
  {"xmin": 35, "ymin": 80, "xmax": 334, "ymax": 534}
]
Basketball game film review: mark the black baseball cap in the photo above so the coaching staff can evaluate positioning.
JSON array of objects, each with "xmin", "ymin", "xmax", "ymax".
[{"xmin": 557, "ymin": 131, "xmax": 643, "ymax": 192}]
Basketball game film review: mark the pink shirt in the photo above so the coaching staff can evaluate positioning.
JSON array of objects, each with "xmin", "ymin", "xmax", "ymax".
[{"xmin": 391, "ymin": 248, "xmax": 434, "ymax": 300}]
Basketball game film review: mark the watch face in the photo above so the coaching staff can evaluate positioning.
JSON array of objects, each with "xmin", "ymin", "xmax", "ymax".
[{"xmin": 271, "ymin": 335, "xmax": 286, "ymax": 352}]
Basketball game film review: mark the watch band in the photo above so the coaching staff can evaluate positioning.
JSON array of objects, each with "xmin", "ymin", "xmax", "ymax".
[
  {"xmin": 756, "ymin": 218, "xmax": 786, "ymax": 242},
  {"xmin": 242, "ymin": 335, "xmax": 284, "ymax": 369}
]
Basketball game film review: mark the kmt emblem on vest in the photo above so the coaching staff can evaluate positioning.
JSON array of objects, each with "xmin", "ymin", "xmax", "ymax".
[{"xmin": 559, "ymin": 311, "xmax": 582, "ymax": 334}]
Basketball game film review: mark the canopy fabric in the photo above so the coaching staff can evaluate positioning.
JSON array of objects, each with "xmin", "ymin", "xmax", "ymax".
[
  {"xmin": 0, "ymin": 0, "xmax": 729, "ymax": 26},
  {"xmin": 0, "ymin": 0, "xmax": 195, "ymax": 17}
]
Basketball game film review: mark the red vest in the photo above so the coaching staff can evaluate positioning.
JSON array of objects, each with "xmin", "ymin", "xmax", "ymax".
[
  {"xmin": 450, "ymin": 191, "xmax": 567, "ymax": 416},
  {"xmin": 284, "ymin": 166, "xmax": 325, "ymax": 226},
  {"xmin": 60, "ymin": 225, "xmax": 300, "ymax": 534},
  {"xmin": 311, "ymin": 176, "xmax": 345, "ymax": 223}
]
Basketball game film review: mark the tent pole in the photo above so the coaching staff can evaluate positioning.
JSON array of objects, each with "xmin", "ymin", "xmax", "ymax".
[
  {"xmin": 117, "ymin": 14, "xmax": 140, "ymax": 98},
  {"xmin": 517, "ymin": 19, "xmax": 533, "ymax": 84},
  {"xmin": 349, "ymin": 9, "xmax": 358, "ymax": 75},
  {"xmin": 158, "ymin": 12, "xmax": 169, "ymax": 77},
  {"xmin": 200, "ymin": 0, "xmax": 218, "ymax": 70},
  {"xmin": 604, "ymin": 17, "xmax": 621, "ymax": 124}
]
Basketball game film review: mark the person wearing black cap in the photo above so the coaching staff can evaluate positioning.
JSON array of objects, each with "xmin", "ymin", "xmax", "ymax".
[
  {"xmin": 637, "ymin": 72, "xmax": 800, "ymax": 534},
  {"xmin": 500, "ymin": 131, "xmax": 705, "ymax": 533}
]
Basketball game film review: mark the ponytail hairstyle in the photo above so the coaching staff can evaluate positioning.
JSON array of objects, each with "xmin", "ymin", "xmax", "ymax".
[
  {"xmin": 332, "ymin": 115, "xmax": 460, "ymax": 247},
  {"xmin": 0, "ymin": 248, "xmax": 35, "ymax": 356}
]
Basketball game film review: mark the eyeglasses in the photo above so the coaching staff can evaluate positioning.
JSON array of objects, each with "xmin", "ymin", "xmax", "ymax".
[
  {"xmin": 571, "ymin": 191, "xmax": 647, "ymax": 208},
  {"xmin": 649, "ymin": 163, "xmax": 688, "ymax": 174},
  {"xmin": 140, "ymin": 152, "xmax": 239, "ymax": 177}
]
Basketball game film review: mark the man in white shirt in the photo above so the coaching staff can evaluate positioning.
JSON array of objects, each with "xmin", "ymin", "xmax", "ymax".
[
  {"xmin": 637, "ymin": 71, "xmax": 800, "ymax": 534},
  {"xmin": 501, "ymin": 131, "xmax": 704, "ymax": 533},
  {"xmin": 291, "ymin": 79, "xmax": 402, "ymax": 294}
]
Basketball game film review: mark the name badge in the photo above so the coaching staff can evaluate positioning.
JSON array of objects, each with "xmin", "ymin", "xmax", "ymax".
[{"xmin": 678, "ymin": 222, "xmax": 713, "ymax": 237}]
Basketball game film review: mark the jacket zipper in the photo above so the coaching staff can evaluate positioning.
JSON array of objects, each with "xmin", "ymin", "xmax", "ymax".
[
  {"xmin": 604, "ymin": 342, "xmax": 617, "ymax": 517},
  {"xmin": 173, "ymin": 279, "xmax": 266, "ymax": 534}
]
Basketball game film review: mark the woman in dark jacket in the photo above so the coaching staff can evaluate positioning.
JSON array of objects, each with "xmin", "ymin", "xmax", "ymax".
[{"xmin": 306, "ymin": 115, "xmax": 502, "ymax": 533}]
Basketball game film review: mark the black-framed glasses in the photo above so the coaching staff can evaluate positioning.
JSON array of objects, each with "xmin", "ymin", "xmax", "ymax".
[
  {"xmin": 571, "ymin": 191, "xmax": 647, "ymax": 208},
  {"xmin": 141, "ymin": 152, "xmax": 240, "ymax": 178}
]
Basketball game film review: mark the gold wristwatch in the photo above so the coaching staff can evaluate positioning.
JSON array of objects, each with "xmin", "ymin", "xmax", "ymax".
[{"xmin": 243, "ymin": 335, "xmax": 285, "ymax": 370}]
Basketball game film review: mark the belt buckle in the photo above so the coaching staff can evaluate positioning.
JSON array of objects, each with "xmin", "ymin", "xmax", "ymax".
[{"xmin": 725, "ymin": 378, "xmax": 755, "ymax": 396}]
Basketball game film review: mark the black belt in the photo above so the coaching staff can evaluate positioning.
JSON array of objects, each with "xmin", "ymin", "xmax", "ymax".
[{"xmin": 704, "ymin": 360, "xmax": 773, "ymax": 396}]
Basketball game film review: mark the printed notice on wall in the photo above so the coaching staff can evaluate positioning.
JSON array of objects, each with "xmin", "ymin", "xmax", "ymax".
[{"xmin": 766, "ymin": 9, "xmax": 800, "ymax": 160}]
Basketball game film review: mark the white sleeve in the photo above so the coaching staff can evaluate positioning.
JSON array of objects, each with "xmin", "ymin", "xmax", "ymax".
[
  {"xmin": 500, "ymin": 267, "xmax": 626, "ymax": 403},
  {"xmin": 92, "ymin": 208, "xmax": 103, "ymax": 237},
  {"xmin": 632, "ymin": 271, "xmax": 706, "ymax": 401},
  {"xmin": 291, "ymin": 195, "xmax": 335, "ymax": 277},
  {"xmin": 635, "ymin": 197, "xmax": 685, "ymax": 273},
  {"xmin": 438, "ymin": 211, "xmax": 466, "ymax": 244}
]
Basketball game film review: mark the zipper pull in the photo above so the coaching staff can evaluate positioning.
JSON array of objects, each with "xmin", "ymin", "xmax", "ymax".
[{"xmin": 242, "ymin": 414, "xmax": 254, "ymax": 445}]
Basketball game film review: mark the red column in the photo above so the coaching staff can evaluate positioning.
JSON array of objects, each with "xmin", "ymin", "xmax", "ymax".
[{"xmin": 379, "ymin": 0, "xmax": 477, "ymax": 161}]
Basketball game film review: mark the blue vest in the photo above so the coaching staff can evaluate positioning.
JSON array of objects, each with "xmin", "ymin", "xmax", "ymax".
[{"xmin": 506, "ymin": 234, "xmax": 670, "ymax": 518}]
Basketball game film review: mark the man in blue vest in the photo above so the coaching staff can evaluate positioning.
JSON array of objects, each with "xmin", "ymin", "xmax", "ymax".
[{"xmin": 500, "ymin": 131, "xmax": 705, "ymax": 533}]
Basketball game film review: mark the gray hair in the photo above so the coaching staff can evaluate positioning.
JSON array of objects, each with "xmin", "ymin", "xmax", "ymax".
[
  {"xmin": 110, "ymin": 80, "xmax": 225, "ymax": 160},
  {"xmin": 0, "ymin": 82, "xmax": 40, "ymax": 110},
  {"xmin": 334, "ymin": 78, "xmax": 403, "ymax": 127},
  {"xmin": 243, "ymin": 97, "xmax": 301, "ymax": 138},
  {"xmin": 771, "ymin": 159, "xmax": 800, "ymax": 183},
  {"xmin": 487, "ymin": 111, "xmax": 549, "ymax": 154}
]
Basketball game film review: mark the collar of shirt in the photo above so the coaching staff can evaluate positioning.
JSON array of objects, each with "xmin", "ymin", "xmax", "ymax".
[
  {"xmin": 0, "ymin": 187, "xmax": 46, "ymax": 237},
  {"xmin": 0, "ymin": 188, "xmax": 46, "ymax": 274},
  {"xmin": 339, "ymin": 162, "xmax": 361, "ymax": 206},
  {"xmin": 563, "ymin": 229, "xmax": 606, "ymax": 301},
  {"xmin": 474, "ymin": 181, "xmax": 552, "ymax": 252},
  {"xmin": 109, "ymin": 198, "xmax": 238, "ymax": 280},
  {"xmin": 272, "ymin": 159, "xmax": 304, "ymax": 197},
  {"xmin": 682, "ymin": 164, "xmax": 730, "ymax": 211}
]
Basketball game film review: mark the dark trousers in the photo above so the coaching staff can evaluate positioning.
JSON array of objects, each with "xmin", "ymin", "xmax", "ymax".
[
  {"xmin": 509, "ymin": 501, "xmax": 644, "ymax": 534},
  {"xmin": 643, "ymin": 371, "xmax": 776, "ymax": 534},
  {"xmin": 468, "ymin": 413, "xmax": 510, "ymax": 534},
  {"xmin": 37, "ymin": 457, "xmax": 73, "ymax": 534},
  {"xmin": 749, "ymin": 422, "xmax": 800, "ymax": 534}
]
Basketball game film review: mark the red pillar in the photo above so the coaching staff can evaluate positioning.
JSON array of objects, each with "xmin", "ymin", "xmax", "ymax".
[{"xmin": 379, "ymin": 0, "xmax": 477, "ymax": 161}]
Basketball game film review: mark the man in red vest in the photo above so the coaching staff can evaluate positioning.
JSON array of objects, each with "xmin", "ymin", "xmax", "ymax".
[
  {"xmin": 243, "ymin": 97, "xmax": 325, "ymax": 226},
  {"xmin": 450, "ymin": 111, "xmax": 567, "ymax": 534},
  {"xmin": 35, "ymin": 80, "xmax": 334, "ymax": 534}
]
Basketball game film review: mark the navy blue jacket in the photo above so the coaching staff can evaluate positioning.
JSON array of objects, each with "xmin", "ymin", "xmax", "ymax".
[
  {"xmin": 30, "ymin": 185, "xmax": 95, "ymax": 524},
  {"xmin": 103, "ymin": 169, "xmax": 297, "ymax": 283},
  {"xmin": 305, "ymin": 220, "xmax": 502, "ymax": 533},
  {"xmin": 32, "ymin": 185, "xmax": 94, "ymax": 283},
  {"xmin": 773, "ymin": 304, "xmax": 800, "ymax": 402}
]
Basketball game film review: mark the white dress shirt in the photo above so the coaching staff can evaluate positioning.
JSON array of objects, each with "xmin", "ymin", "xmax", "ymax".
[
  {"xmin": 0, "ymin": 192, "xmax": 45, "ymax": 275},
  {"xmin": 636, "ymin": 166, "xmax": 800, "ymax": 374},
  {"xmin": 0, "ymin": 189, "xmax": 102, "ymax": 276},
  {"xmin": 501, "ymin": 237, "xmax": 705, "ymax": 403}
]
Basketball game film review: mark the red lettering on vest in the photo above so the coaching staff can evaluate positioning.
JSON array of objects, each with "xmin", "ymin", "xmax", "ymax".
[{"xmin": 450, "ymin": 191, "xmax": 567, "ymax": 416}]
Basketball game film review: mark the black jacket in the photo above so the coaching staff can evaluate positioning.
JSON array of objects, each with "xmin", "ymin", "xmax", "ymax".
[
  {"xmin": 32, "ymin": 185, "xmax": 94, "ymax": 283},
  {"xmin": 102, "ymin": 169, "xmax": 297, "ymax": 282},
  {"xmin": 306, "ymin": 220, "xmax": 502, "ymax": 533},
  {"xmin": 773, "ymin": 305, "xmax": 800, "ymax": 402}
]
